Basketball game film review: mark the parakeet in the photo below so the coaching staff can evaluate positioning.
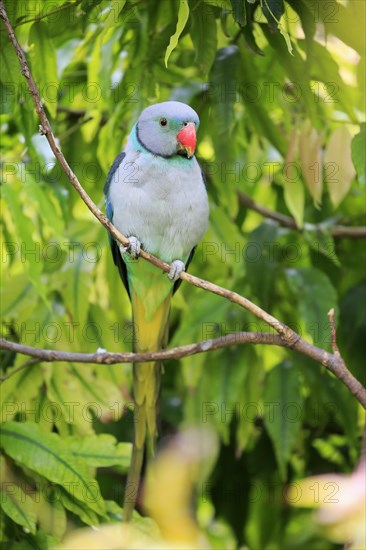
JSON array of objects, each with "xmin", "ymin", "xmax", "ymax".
[{"xmin": 104, "ymin": 101, "xmax": 209, "ymax": 520}]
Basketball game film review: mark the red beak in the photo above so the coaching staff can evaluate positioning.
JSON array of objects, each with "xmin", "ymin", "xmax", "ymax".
[{"xmin": 177, "ymin": 122, "xmax": 196, "ymax": 158}]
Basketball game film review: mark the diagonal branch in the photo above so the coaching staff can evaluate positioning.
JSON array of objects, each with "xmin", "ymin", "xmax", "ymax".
[{"xmin": 1, "ymin": 2, "xmax": 366, "ymax": 410}]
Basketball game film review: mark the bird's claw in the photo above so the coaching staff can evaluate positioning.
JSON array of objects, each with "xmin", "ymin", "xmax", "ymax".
[
  {"xmin": 168, "ymin": 259, "xmax": 185, "ymax": 281},
  {"xmin": 120, "ymin": 236, "xmax": 141, "ymax": 259}
]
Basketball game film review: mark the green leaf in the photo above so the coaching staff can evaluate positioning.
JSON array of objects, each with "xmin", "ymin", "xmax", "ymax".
[
  {"xmin": 68, "ymin": 434, "xmax": 131, "ymax": 470},
  {"xmin": 303, "ymin": 40, "xmax": 355, "ymax": 120},
  {"xmin": 37, "ymin": 489, "xmax": 67, "ymax": 540},
  {"xmin": 0, "ymin": 422, "xmax": 105, "ymax": 516},
  {"xmin": 300, "ymin": 356, "xmax": 359, "ymax": 448},
  {"xmin": 0, "ymin": 458, "xmax": 37, "ymax": 534},
  {"xmin": 88, "ymin": 26, "xmax": 121, "ymax": 110},
  {"xmin": 245, "ymin": 222, "xmax": 279, "ymax": 307},
  {"xmin": 195, "ymin": 346, "xmax": 253, "ymax": 444},
  {"xmin": 172, "ymin": 293, "xmax": 231, "ymax": 388},
  {"xmin": 165, "ymin": 0, "xmax": 190, "ymax": 67},
  {"xmin": 45, "ymin": 363, "xmax": 124, "ymax": 433},
  {"xmin": 0, "ymin": 486, "xmax": 37, "ymax": 534},
  {"xmin": 285, "ymin": 267, "xmax": 338, "ymax": 349},
  {"xmin": 56, "ymin": 251, "xmax": 93, "ymax": 339},
  {"xmin": 236, "ymin": 349, "xmax": 265, "ymax": 452},
  {"xmin": 261, "ymin": 0, "xmax": 292, "ymax": 53},
  {"xmin": 351, "ymin": 122, "xmax": 366, "ymax": 184},
  {"xmin": 204, "ymin": 0, "xmax": 231, "ymax": 6},
  {"xmin": 287, "ymin": 0, "xmax": 315, "ymax": 47},
  {"xmin": 100, "ymin": 0, "xmax": 127, "ymax": 43},
  {"xmin": 278, "ymin": 23, "xmax": 294, "ymax": 55},
  {"xmin": 304, "ymin": 229, "xmax": 340, "ymax": 267},
  {"xmin": 208, "ymin": 204, "xmax": 243, "ymax": 267},
  {"xmin": 190, "ymin": 2, "xmax": 217, "ymax": 74},
  {"xmin": 29, "ymin": 22, "xmax": 59, "ymax": 118},
  {"xmin": 261, "ymin": 0, "xmax": 284, "ymax": 30},
  {"xmin": 283, "ymin": 176, "xmax": 305, "ymax": 229},
  {"xmin": 339, "ymin": 282, "xmax": 366, "ymax": 385},
  {"xmin": 209, "ymin": 46, "xmax": 240, "ymax": 135},
  {"xmin": 241, "ymin": 23, "xmax": 265, "ymax": 56},
  {"xmin": 23, "ymin": 172, "xmax": 64, "ymax": 238},
  {"xmin": 59, "ymin": 488, "xmax": 100, "ymax": 526},
  {"xmin": 313, "ymin": 436, "xmax": 347, "ymax": 467},
  {"xmin": 230, "ymin": 0, "xmax": 247, "ymax": 26},
  {"xmin": 263, "ymin": 27, "xmax": 317, "ymax": 119},
  {"xmin": 263, "ymin": 361, "xmax": 304, "ymax": 480},
  {"xmin": 321, "ymin": 0, "xmax": 365, "ymax": 55},
  {"xmin": 0, "ymin": 40, "xmax": 23, "ymax": 87},
  {"xmin": 2, "ymin": 182, "xmax": 46, "ymax": 294},
  {"xmin": 238, "ymin": 44, "xmax": 288, "ymax": 155},
  {"xmin": 0, "ymin": 274, "xmax": 36, "ymax": 319},
  {"xmin": 1, "ymin": 362, "xmax": 44, "ymax": 423}
]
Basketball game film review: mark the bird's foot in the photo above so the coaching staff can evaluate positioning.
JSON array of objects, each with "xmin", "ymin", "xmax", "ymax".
[
  {"xmin": 120, "ymin": 236, "xmax": 141, "ymax": 259},
  {"xmin": 168, "ymin": 259, "xmax": 185, "ymax": 281}
]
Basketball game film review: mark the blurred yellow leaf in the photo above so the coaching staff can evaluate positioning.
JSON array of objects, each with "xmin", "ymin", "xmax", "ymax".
[
  {"xmin": 288, "ymin": 459, "xmax": 366, "ymax": 550},
  {"xmin": 283, "ymin": 177, "xmax": 305, "ymax": 229},
  {"xmin": 144, "ymin": 428, "xmax": 217, "ymax": 547},
  {"xmin": 59, "ymin": 522, "xmax": 162, "ymax": 550},
  {"xmin": 60, "ymin": 429, "xmax": 217, "ymax": 549},
  {"xmin": 282, "ymin": 126, "xmax": 304, "ymax": 227},
  {"xmin": 324, "ymin": 126, "xmax": 356, "ymax": 208},
  {"xmin": 299, "ymin": 120, "xmax": 324, "ymax": 207}
]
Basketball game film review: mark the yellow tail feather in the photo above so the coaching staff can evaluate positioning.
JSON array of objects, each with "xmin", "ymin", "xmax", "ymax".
[{"xmin": 123, "ymin": 289, "xmax": 171, "ymax": 521}]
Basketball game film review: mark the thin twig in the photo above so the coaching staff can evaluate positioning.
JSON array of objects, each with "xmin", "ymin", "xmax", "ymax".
[
  {"xmin": 238, "ymin": 191, "xmax": 366, "ymax": 239},
  {"xmin": 0, "ymin": 358, "xmax": 39, "ymax": 383},
  {"xmin": 328, "ymin": 308, "xmax": 341, "ymax": 357},
  {"xmin": 1, "ymin": 2, "xmax": 366, "ymax": 410}
]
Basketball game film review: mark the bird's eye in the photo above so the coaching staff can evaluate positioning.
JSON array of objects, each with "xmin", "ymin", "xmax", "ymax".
[
  {"xmin": 183, "ymin": 121, "xmax": 188, "ymax": 126},
  {"xmin": 159, "ymin": 118, "xmax": 167, "ymax": 127}
]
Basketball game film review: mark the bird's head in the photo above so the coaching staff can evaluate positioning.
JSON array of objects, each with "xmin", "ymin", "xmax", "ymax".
[{"xmin": 135, "ymin": 101, "xmax": 199, "ymax": 159}]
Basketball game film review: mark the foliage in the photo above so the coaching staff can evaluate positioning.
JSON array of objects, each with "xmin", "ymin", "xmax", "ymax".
[
  {"xmin": 289, "ymin": 464, "xmax": 366, "ymax": 550},
  {"xmin": 0, "ymin": 0, "xmax": 365, "ymax": 548}
]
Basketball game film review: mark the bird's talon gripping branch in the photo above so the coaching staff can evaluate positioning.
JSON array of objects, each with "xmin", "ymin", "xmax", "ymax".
[
  {"xmin": 120, "ymin": 236, "xmax": 141, "ymax": 259},
  {"xmin": 168, "ymin": 259, "xmax": 186, "ymax": 281}
]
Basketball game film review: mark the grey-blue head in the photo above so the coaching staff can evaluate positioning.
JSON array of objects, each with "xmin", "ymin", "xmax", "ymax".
[{"xmin": 135, "ymin": 101, "xmax": 199, "ymax": 159}]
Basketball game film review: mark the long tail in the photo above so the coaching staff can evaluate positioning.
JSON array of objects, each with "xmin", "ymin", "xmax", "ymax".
[{"xmin": 123, "ymin": 288, "xmax": 171, "ymax": 521}]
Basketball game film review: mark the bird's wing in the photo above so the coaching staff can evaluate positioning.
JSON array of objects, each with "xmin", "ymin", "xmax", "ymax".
[{"xmin": 104, "ymin": 152, "xmax": 131, "ymax": 299}]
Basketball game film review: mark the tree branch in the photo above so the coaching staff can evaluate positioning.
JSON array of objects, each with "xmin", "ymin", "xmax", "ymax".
[
  {"xmin": 328, "ymin": 308, "xmax": 341, "ymax": 357},
  {"xmin": 238, "ymin": 191, "xmax": 366, "ymax": 239},
  {"xmin": 1, "ymin": 336, "xmax": 366, "ymax": 409},
  {"xmin": 1, "ymin": 2, "xmax": 366, "ymax": 410},
  {"xmin": 0, "ymin": 357, "xmax": 40, "ymax": 382},
  {"xmin": 0, "ymin": 333, "xmax": 281, "ymax": 371}
]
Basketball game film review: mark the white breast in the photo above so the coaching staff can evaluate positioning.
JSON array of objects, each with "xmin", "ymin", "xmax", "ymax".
[{"xmin": 109, "ymin": 149, "xmax": 209, "ymax": 263}]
